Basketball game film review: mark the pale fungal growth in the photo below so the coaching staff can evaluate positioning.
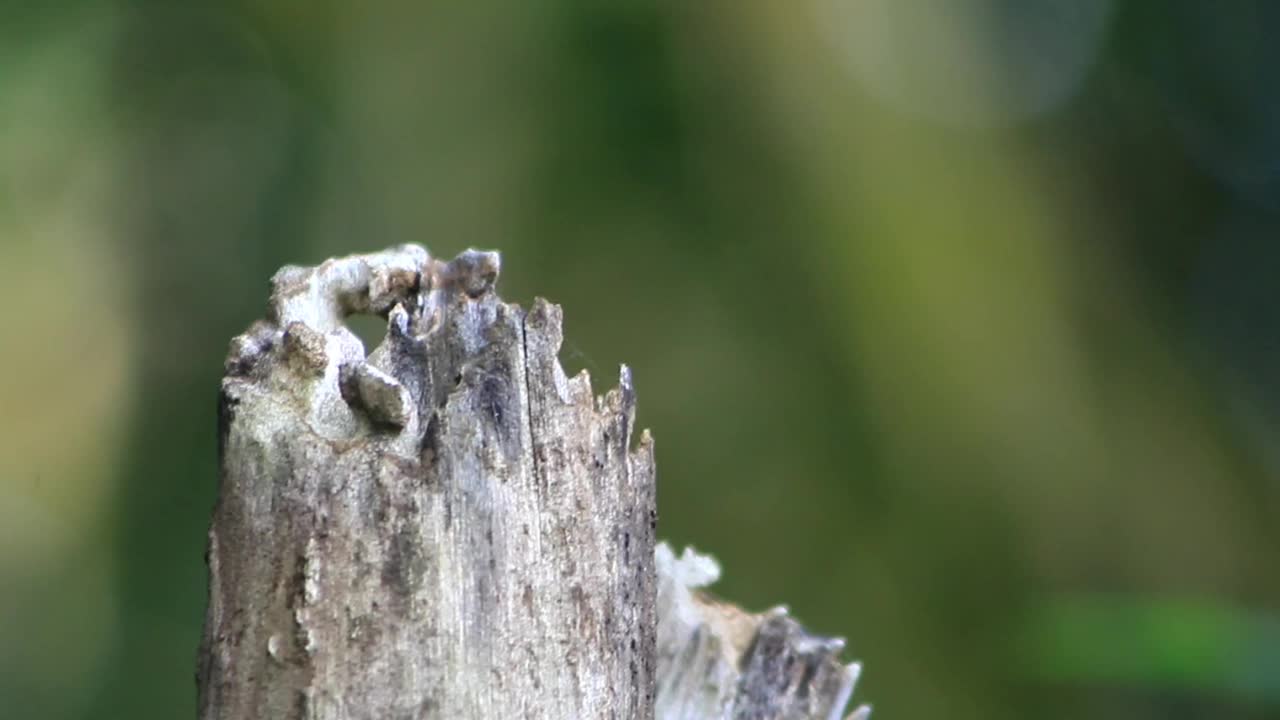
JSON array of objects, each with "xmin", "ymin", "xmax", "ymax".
[
  {"xmin": 656, "ymin": 543, "xmax": 870, "ymax": 720},
  {"xmin": 219, "ymin": 245, "xmax": 507, "ymax": 458},
  {"xmin": 202, "ymin": 245, "xmax": 866, "ymax": 720}
]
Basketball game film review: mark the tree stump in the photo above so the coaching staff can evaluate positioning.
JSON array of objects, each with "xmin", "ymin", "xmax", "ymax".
[{"xmin": 198, "ymin": 246, "xmax": 867, "ymax": 720}]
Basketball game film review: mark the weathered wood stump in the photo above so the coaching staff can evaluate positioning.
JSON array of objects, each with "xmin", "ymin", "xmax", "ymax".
[{"xmin": 198, "ymin": 246, "xmax": 867, "ymax": 720}]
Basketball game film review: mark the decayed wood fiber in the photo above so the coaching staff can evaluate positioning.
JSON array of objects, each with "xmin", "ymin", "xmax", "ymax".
[{"xmin": 199, "ymin": 246, "xmax": 866, "ymax": 720}]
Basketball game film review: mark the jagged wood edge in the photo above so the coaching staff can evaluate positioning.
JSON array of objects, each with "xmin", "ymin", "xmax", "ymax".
[
  {"xmin": 656, "ymin": 544, "xmax": 869, "ymax": 720},
  {"xmin": 202, "ymin": 245, "xmax": 867, "ymax": 720},
  {"xmin": 204, "ymin": 245, "xmax": 656, "ymax": 718}
]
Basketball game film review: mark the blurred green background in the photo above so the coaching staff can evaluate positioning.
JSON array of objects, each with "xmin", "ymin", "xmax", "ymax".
[{"xmin": 3, "ymin": 1, "xmax": 1280, "ymax": 718}]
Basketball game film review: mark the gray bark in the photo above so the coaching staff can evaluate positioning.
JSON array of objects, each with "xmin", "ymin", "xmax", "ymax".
[{"xmin": 198, "ymin": 246, "xmax": 866, "ymax": 720}]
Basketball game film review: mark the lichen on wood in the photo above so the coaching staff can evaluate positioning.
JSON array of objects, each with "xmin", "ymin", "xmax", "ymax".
[
  {"xmin": 201, "ymin": 245, "xmax": 655, "ymax": 719},
  {"xmin": 199, "ymin": 245, "xmax": 867, "ymax": 720}
]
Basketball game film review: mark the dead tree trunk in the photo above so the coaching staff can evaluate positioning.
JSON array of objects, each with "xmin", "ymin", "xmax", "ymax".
[{"xmin": 198, "ymin": 246, "xmax": 867, "ymax": 720}]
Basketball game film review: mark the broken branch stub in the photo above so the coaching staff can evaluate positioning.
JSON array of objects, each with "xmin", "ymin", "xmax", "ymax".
[
  {"xmin": 199, "ymin": 245, "xmax": 869, "ymax": 720},
  {"xmin": 201, "ymin": 246, "xmax": 656, "ymax": 719}
]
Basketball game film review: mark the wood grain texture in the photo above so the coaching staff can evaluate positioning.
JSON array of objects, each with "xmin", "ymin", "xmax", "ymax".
[
  {"xmin": 199, "ymin": 245, "xmax": 867, "ymax": 719},
  {"xmin": 655, "ymin": 545, "xmax": 869, "ymax": 720},
  {"xmin": 201, "ymin": 246, "xmax": 655, "ymax": 719}
]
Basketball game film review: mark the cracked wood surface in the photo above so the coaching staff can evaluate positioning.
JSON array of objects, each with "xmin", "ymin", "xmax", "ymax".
[
  {"xmin": 655, "ymin": 545, "xmax": 869, "ymax": 720},
  {"xmin": 198, "ymin": 246, "xmax": 866, "ymax": 719}
]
